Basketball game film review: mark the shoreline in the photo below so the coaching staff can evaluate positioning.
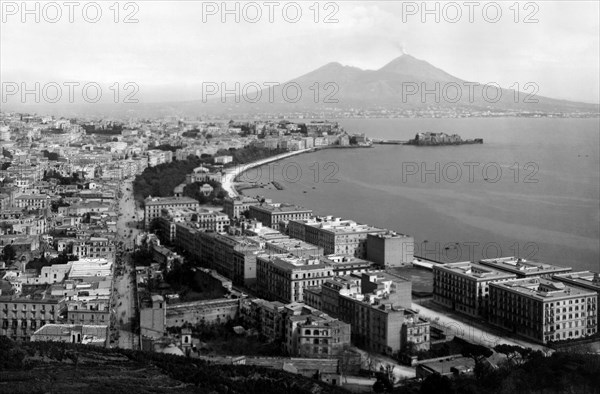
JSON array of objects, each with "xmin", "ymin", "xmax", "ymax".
[
  {"xmin": 223, "ymin": 145, "xmax": 373, "ymax": 197},
  {"xmin": 222, "ymin": 148, "xmax": 314, "ymax": 197}
]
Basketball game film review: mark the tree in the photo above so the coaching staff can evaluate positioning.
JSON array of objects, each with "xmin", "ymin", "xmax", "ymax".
[
  {"xmin": 362, "ymin": 352, "xmax": 376, "ymax": 377},
  {"xmin": 372, "ymin": 364, "xmax": 394, "ymax": 393},
  {"xmin": 420, "ymin": 374, "xmax": 454, "ymax": 394},
  {"xmin": 2, "ymin": 148, "xmax": 13, "ymax": 159},
  {"xmin": 337, "ymin": 345, "xmax": 356, "ymax": 384},
  {"xmin": 2, "ymin": 244, "xmax": 16, "ymax": 262}
]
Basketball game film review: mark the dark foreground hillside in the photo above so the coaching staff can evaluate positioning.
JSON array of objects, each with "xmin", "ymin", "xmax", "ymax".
[{"xmin": 0, "ymin": 338, "xmax": 348, "ymax": 394}]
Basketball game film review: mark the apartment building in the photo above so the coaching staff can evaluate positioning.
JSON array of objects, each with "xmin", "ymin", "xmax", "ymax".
[
  {"xmin": 321, "ymin": 254, "xmax": 373, "ymax": 276},
  {"xmin": 72, "ymin": 237, "xmax": 115, "ymax": 260},
  {"xmin": 256, "ymin": 254, "xmax": 334, "ymax": 303},
  {"xmin": 14, "ymin": 194, "xmax": 51, "ymax": 210},
  {"xmin": 249, "ymin": 203, "xmax": 312, "ymax": 229},
  {"xmin": 0, "ymin": 292, "xmax": 66, "ymax": 340},
  {"xmin": 290, "ymin": 312, "xmax": 351, "ymax": 358},
  {"xmin": 304, "ymin": 272, "xmax": 423, "ymax": 355},
  {"xmin": 433, "ymin": 262, "xmax": 517, "ymax": 318},
  {"xmin": 166, "ymin": 298, "xmax": 240, "ymax": 327},
  {"xmin": 158, "ymin": 207, "xmax": 229, "ymax": 243},
  {"xmin": 479, "ymin": 257, "xmax": 572, "ymax": 278},
  {"xmin": 213, "ymin": 234, "xmax": 263, "ymax": 285},
  {"xmin": 366, "ymin": 232, "xmax": 414, "ymax": 267},
  {"xmin": 217, "ymin": 196, "xmax": 257, "ymax": 220},
  {"xmin": 489, "ymin": 278, "xmax": 598, "ymax": 344},
  {"xmin": 146, "ymin": 149, "xmax": 173, "ymax": 167},
  {"xmin": 554, "ymin": 271, "xmax": 600, "ymax": 327},
  {"xmin": 67, "ymin": 299, "xmax": 110, "ymax": 325},
  {"xmin": 144, "ymin": 196, "xmax": 200, "ymax": 228},
  {"xmin": 288, "ymin": 216, "xmax": 387, "ymax": 258},
  {"xmin": 338, "ymin": 295, "xmax": 426, "ymax": 355},
  {"xmin": 23, "ymin": 263, "xmax": 72, "ymax": 285}
]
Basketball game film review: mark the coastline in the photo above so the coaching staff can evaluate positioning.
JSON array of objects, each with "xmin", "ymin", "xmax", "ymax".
[
  {"xmin": 222, "ymin": 148, "xmax": 314, "ymax": 197},
  {"xmin": 223, "ymin": 145, "xmax": 373, "ymax": 197}
]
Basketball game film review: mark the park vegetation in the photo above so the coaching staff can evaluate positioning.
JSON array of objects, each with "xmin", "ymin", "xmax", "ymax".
[{"xmin": 132, "ymin": 146, "xmax": 288, "ymax": 205}]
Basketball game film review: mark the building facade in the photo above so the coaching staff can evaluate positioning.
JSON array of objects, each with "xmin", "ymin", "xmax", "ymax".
[
  {"xmin": 488, "ymin": 278, "xmax": 598, "ymax": 344},
  {"xmin": 144, "ymin": 196, "xmax": 200, "ymax": 228},
  {"xmin": 366, "ymin": 232, "xmax": 414, "ymax": 267},
  {"xmin": 249, "ymin": 203, "xmax": 312, "ymax": 229},
  {"xmin": 433, "ymin": 262, "xmax": 516, "ymax": 318},
  {"xmin": 1, "ymin": 294, "xmax": 66, "ymax": 340}
]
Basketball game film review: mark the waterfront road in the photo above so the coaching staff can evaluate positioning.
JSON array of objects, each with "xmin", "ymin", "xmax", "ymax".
[
  {"xmin": 412, "ymin": 300, "xmax": 553, "ymax": 353},
  {"xmin": 221, "ymin": 148, "xmax": 313, "ymax": 197}
]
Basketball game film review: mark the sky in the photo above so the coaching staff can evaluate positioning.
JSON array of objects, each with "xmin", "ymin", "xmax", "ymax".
[{"xmin": 1, "ymin": 0, "xmax": 599, "ymax": 105}]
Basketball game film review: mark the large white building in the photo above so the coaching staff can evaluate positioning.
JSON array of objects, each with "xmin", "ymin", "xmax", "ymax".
[{"xmin": 489, "ymin": 278, "xmax": 598, "ymax": 344}]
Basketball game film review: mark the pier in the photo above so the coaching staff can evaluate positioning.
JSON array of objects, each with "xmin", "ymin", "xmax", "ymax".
[{"xmin": 371, "ymin": 139, "xmax": 408, "ymax": 145}]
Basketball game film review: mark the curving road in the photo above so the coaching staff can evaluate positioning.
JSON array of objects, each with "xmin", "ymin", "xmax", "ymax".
[{"xmin": 221, "ymin": 148, "xmax": 313, "ymax": 197}]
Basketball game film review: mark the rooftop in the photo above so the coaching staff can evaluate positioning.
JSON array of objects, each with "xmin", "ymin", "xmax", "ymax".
[
  {"xmin": 553, "ymin": 271, "xmax": 600, "ymax": 290},
  {"xmin": 252, "ymin": 203, "xmax": 312, "ymax": 214},
  {"xmin": 435, "ymin": 261, "xmax": 517, "ymax": 280},
  {"xmin": 479, "ymin": 257, "xmax": 571, "ymax": 276},
  {"xmin": 491, "ymin": 278, "xmax": 596, "ymax": 300},
  {"xmin": 418, "ymin": 355, "xmax": 475, "ymax": 376},
  {"xmin": 259, "ymin": 254, "xmax": 332, "ymax": 272},
  {"xmin": 32, "ymin": 324, "xmax": 108, "ymax": 345}
]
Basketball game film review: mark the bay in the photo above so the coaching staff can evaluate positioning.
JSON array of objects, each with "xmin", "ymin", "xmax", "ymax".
[{"xmin": 240, "ymin": 118, "xmax": 600, "ymax": 272}]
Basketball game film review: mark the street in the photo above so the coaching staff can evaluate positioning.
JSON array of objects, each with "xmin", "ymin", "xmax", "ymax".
[
  {"xmin": 111, "ymin": 177, "xmax": 143, "ymax": 349},
  {"xmin": 412, "ymin": 300, "xmax": 553, "ymax": 353}
]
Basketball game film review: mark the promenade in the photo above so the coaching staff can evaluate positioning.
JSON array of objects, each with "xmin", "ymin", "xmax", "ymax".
[{"xmin": 221, "ymin": 148, "xmax": 313, "ymax": 197}]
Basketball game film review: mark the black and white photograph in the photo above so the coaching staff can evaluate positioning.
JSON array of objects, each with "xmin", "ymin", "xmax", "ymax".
[{"xmin": 0, "ymin": 1, "xmax": 599, "ymax": 393}]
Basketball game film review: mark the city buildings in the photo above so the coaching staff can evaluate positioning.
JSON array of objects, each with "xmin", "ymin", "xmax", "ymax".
[{"xmin": 304, "ymin": 272, "xmax": 426, "ymax": 355}]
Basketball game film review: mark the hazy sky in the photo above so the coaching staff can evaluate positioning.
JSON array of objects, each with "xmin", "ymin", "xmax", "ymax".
[{"xmin": 1, "ymin": 1, "xmax": 599, "ymax": 104}]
